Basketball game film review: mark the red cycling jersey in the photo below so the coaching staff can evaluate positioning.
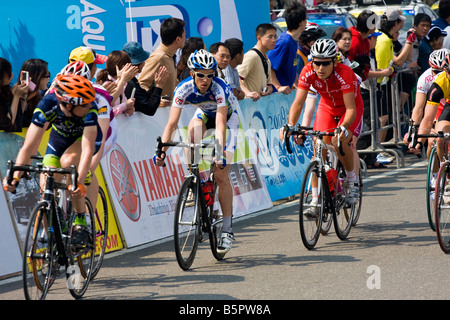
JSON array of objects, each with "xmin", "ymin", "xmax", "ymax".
[{"xmin": 297, "ymin": 62, "xmax": 363, "ymax": 136}]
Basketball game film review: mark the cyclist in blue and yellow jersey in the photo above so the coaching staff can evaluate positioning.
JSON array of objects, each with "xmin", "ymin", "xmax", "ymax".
[
  {"xmin": 153, "ymin": 49, "xmax": 239, "ymax": 253},
  {"xmin": 3, "ymin": 74, "xmax": 101, "ymax": 247}
]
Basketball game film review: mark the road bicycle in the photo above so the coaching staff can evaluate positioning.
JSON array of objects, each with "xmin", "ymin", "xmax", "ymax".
[
  {"xmin": 407, "ymin": 122, "xmax": 439, "ymax": 231},
  {"xmin": 5, "ymin": 159, "xmax": 96, "ymax": 300},
  {"xmin": 155, "ymin": 136, "xmax": 225, "ymax": 270},
  {"xmin": 284, "ymin": 125, "xmax": 361, "ymax": 249},
  {"xmin": 408, "ymin": 124, "xmax": 445, "ymax": 231},
  {"xmin": 91, "ymin": 185, "xmax": 108, "ymax": 279},
  {"xmin": 428, "ymin": 132, "xmax": 450, "ymax": 253}
]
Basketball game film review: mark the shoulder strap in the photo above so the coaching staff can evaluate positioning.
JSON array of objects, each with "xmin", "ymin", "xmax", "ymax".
[{"xmin": 250, "ymin": 48, "xmax": 269, "ymax": 79}]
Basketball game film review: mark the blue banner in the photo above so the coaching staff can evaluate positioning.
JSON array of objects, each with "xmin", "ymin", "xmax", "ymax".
[
  {"xmin": 239, "ymin": 93, "xmax": 314, "ymax": 201},
  {"xmin": 0, "ymin": 0, "xmax": 269, "ymax": 82}
]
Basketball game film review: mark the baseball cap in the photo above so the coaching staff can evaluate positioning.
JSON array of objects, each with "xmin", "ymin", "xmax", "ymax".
[
  {"xmin": 426, "ymin": 25, "xmax": 448, "ymax": 41},
  {"xmin": 122, "ymin": 41, "xmax": 150, "ymax": 65},
  {"xmin": 383, "ymin": 8, "xmax": 406, "ymax": 22},
  {"xmin": 69, "ymin": 46, "xmax": 108, "ymax": 65}
]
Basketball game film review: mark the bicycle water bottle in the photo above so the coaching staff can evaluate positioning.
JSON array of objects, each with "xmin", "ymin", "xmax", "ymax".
[
  {"xmin": 201, "ymin": 179, "xmax": 214, "ymax": 206},
  {"xmin": 325, "ymin": 165, "xmax": 338, "ymax": 196}
]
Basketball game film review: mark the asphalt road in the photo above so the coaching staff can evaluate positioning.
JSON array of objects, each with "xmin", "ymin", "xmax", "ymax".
[{"xmin": 1, "ymin": 152, "xmax": 449, "ymax": 308}]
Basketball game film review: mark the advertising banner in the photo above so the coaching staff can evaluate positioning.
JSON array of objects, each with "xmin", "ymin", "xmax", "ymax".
[
  {"xmin": 0, "ymin": 129, "xmax": 124, "ymax": 278},
  {"xmin": 0, "ymin": 187, "xmax": 22, "ymax": 278},
  {"xmin": 238, "ymin": 93, "xmax": 314, "ymax": 201},
  {"xmin": 0, "ymin": 0, "xmax": 269, "ymax": 83},
  {"xmin": 101, "ymin": 104, "xmax": 272, "ymax": 248}
]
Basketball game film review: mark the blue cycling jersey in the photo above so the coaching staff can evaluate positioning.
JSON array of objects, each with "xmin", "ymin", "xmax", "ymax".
[
  {"xmin": 32, "ymin": 92, "xmax": 99, "ymax": 138},
  {"xmin": 172, "ymin": 76, "xmax": 238, "ymax": 117}
]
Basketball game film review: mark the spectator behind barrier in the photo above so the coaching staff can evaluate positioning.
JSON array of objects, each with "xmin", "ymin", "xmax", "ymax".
[
  {"xmin": 432, "ymin": 0, "xmax": 450, "ymax": 30},
  {"xmin": 223, "ymin": 38, "xmax": 246, "ymax": 100},
  {"xmin": 268, "ymin": 1, "xmax": 307, "ymax": 94},
  {"xmin": 237, "ymin": 23, "xmax": 277, "ymax": 101},
  {"xmin": 397, "ymin": 13, "xmax": 431, "ymax": 74},
  {"xmin": 332, "ymin": 27, "xmax": 352, "ymax": 67},
  {"xmin": 122, "ymin": 41, "xmax": 169, "ymax": 117},
  {"xmin": 176, "ymin": 37, "xmax": 206, "ymax": 82},
  {"xmin": 209, "ymin": 42, "xmax": 231, "ymax": 81},
  {"xmin": 96, "ymin": 50, "xmax": 138, "ymax": 117},
  {"xmin": 375, "ymin": 8, "xmax": 412, "ymax": 145},
  {"xmin": 139, "ymin": 17, "xmax": 186, "ymax": 107},
  {"xmin": 17, "ymin": 59, "xmax": 51, "ymax": 128},
  {"xmin": 0, "ymin": 57, "xmax": 27, "ymax": 132},
  {"xmin": 419, "ymin": 26, "xmax": 448, "ymax": 73}
]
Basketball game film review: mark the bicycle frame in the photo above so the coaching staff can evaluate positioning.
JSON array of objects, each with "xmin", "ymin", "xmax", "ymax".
[
  {"xmin": 155, "ymin": 137, "xmax": 220, "ymax": 231},
  {"xmin": 155, "ymin": 136, "xmax": 225, "ymax": 269}
]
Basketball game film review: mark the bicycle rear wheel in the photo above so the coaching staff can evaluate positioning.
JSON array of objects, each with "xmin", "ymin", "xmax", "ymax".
[
  {"xmin": 23, "ymin": 202, "xmax": 55, "ymax": 300},
  {"xmin": 333, "ymin": 163, "xmax": 354, "ymax": 240},
  {"xmin": 67, "ymin": 198, "xmax": 95, "ymax": 299},
  {"xmin": 174, "ymin": 176, "xmax": 200, "ymax": 270},
  {"xmin": 299, "ymin": 161, "xmax": 323, "ymax": 250},
  {"xmin": 91, "ymin": 186, "xmax": 109, "ymax": 279},
  {"xmin": 427, "ymin": 146, "xmax": 438, "ymax": 231},
  {"xmin": 435, "ymin": 161, "xmax": 450, "ymax": 253}
]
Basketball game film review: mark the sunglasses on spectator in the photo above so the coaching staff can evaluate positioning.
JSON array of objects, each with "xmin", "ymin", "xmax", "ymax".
[
  {"xmin": 194, "ymin": 71, "xmax": 214, "ymax": 79},
  {"xmin": 312, "ymin": 60, "xmax": 333, "ymax": 67}
]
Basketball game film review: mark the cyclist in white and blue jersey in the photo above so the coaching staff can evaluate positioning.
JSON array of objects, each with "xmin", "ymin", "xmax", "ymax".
[{"xmin": 154, "ymin": 49, "xmax": 239, "ymax": 253}]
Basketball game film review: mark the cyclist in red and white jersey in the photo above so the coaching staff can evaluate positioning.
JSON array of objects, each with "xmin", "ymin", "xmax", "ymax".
[{"xmin": 282, "ymin": 39, "xmax": 363, "ymax": 212}]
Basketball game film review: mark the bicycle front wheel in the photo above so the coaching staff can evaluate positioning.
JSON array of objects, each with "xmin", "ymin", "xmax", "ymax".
[
  {"xmin": 427, "ymin": 146, "xmax": 438, "ymax": 231},
  {"xmin": 333, "ymin": 163, "xmax": 354, "ymax": 240},
  {"xmin": 351, "ymin": 159, "xmax": 364, "ymax": 226},
  {"xmin": 23, "ymin": 202, "xmax": 54, "ymax": 300},
  {"xmin": 299, "ymin": 161, "xmax": 323, "ymax": 250},
  {"xmin": 91, "ymin": 186, "xmax": 109, "ymax": 279},
  {"xmin": 174, "ymin": 176, "xmax": 200, "ymax": 270},
  {"xmin": 67, "ymin": 198, "xmax": 95, "ymax": 299},
  {"xmin": 435, "ymin": 161, "xmax": 450, "ymax": 253},
  {"xmin": 208, "ymin": 179, "xmax": 226, "ymax": 261}
]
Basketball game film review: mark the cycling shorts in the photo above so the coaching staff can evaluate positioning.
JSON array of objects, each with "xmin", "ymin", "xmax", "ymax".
[
  {"xmin": 193, "ymin": 108, "xmax": 239, "ymax": 154},
  {"xmin": 438, "ymin": 101, "xmax": 450, "ymax": 123},
  {"xmin": 43, "ymin": 124, "xmax": 103, "ymax": 168},
  {"xmin": 313, "ymin": 102, "xmax": 363, "ymax": 138}
]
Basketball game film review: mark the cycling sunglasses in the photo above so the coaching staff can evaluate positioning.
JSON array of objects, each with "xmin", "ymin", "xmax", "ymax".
[
  {"xmin": 194, "ymin": 71, "xmax": 214, "ymax": 79},
  {"xmin": 312, "ymin": 60, "xmax": 334, "ymax": 67}
]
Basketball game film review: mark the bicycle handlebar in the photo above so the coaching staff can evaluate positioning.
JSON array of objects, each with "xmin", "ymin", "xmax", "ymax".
[
  {"xmin": 5, "ymin": 159, "xmax": 79, "ymax": 193},
  {"xmin": 154, "ymin": 136, "xmax": 217, "ymax": 167},
  {"xmin": 407, "ymin": 119, "xmax": 450, "ymax": 158},
  {"xmin": 283, "ymin": 124, "xmax": 345, "ymax": 156}
]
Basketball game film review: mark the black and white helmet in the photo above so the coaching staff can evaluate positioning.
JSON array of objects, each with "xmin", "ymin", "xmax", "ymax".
[
  {"xmin": 187, "ymin": 49, "xmax": 217, "ymax": 70},
  {"xmin": 310, "ymin": 39, "xmax": 338, "ymax": 59}
]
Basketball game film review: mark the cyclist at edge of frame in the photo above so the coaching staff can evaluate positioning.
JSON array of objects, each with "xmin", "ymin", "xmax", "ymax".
[
  {"xmin": 3, "ymin": 74, "xmax": 101, "ymax": 248},
  {"xmin": 153, "ymin": 49, "xmax": 239, "ymax": 254},
  {"xmin": 280, "ymin": 38, "xmax": 363, "ymax": 216},
  {"xmin": 412, "ymin": 50, "xmax": 450, "ymax": 166}
]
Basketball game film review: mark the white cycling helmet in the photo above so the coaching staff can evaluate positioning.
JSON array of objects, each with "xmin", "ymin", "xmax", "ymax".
[
  {"xmin": 59, "ymin": 61, "xmax": 91, "ymax": 80},
  {"xmin": 187, "ymin": 49, "xmax": 217, "ymax": 70},
  {"xmin": 310, "ymin": 39, "xmax": 338, "ymax": 59},
  {"xmin": 429, "ymin": 48, "xmax": 450, "ymax": 70}
]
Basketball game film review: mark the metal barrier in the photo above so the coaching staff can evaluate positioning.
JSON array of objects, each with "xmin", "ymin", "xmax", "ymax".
[{"xmin": 356, "ymin": 69, "xmax": 417, "ymax": 168}]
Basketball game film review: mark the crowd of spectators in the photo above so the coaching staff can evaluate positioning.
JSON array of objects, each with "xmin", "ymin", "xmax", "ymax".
[{"xmin": 1, "ymin": 0, "xmax": 449, "ymax": 171}]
